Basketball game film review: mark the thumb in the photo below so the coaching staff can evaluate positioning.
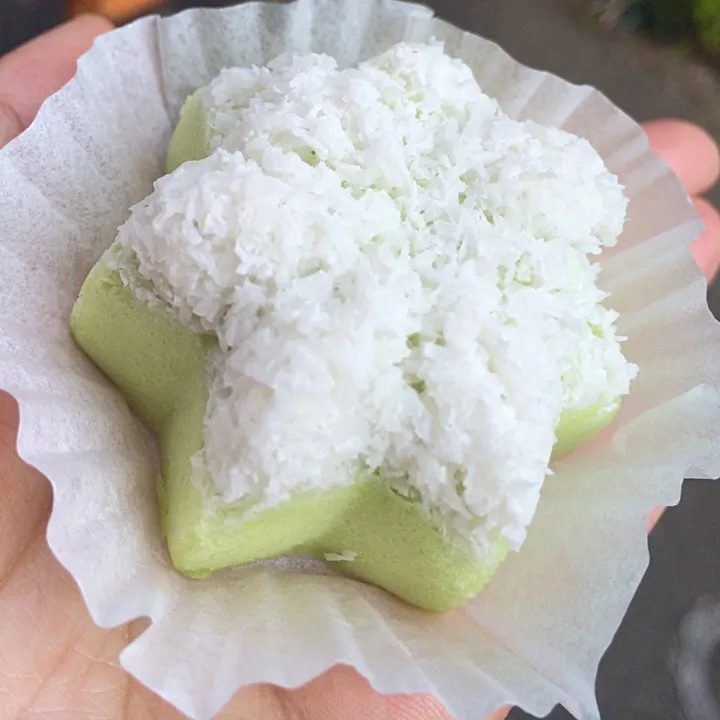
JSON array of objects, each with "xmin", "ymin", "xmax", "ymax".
[
  {"xmin": 254, "ymin": 665, "xmax": 511, "ymax": 720},
  {"xmin": 0, "ymin": 101, "xmax": 22, "ymax": 148}
]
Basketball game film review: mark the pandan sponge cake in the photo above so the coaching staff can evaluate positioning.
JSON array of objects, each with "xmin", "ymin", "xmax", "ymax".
[{"xmin": 71, "ymin": 43, "xmax": 635, "ymax": 612}]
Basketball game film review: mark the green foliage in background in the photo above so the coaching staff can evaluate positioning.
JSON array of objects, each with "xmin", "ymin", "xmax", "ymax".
[
  {"xmin": 643, "ymin": 0, "xmax": 694, "ymax": 43},
  {"xmin": 593, "ymin": 1, "xmax": 720, "ymax": 54},
  {"xmin": 693, "ymin": 0, "xmax": 720, "ymax": 52}
]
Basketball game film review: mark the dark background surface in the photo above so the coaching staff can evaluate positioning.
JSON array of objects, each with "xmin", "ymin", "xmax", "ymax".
[
  {"xmin": 0, "ymin": 0, "xmax": 65, "ymax": 54},
  {"xmin": 1, "ymin": 1, "xmax": 719, "ymax": 718}
]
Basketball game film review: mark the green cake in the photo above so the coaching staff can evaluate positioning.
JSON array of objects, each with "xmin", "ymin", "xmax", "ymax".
[{"xmin": 70, "ymin": 42, "xmax": 634, "ymax": 612}]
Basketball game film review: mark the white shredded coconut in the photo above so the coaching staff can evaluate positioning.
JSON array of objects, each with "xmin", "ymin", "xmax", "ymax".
[
  {"xmin": 324, "ymin": 551, "xmax": 358, "ymax": 563},
  {"xmin": 114, "ymin": 42, "xmax": 636, "ymax": 556}
]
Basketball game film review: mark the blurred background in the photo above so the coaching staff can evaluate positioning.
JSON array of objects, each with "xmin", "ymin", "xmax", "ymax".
[{"xmin": 2, "ymin": 1, "xmax": 719, "ymax": 718}]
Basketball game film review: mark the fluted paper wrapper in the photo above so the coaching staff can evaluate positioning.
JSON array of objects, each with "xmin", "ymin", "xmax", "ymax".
[{"xmin": 1, "ymin": 1, "xmax": 719, "ymax": 718}]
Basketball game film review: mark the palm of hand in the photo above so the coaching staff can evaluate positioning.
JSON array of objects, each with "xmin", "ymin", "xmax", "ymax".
[
  {"xmin": 0, "ymin": 389, "xmax": 464, "ymax": 719},
  {"xmin": 1, "ymin": 15, "xmax": 718, "ymax": 720}
]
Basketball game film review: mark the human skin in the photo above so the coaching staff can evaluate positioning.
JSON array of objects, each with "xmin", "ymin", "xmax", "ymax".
[{"xmin": 1, "ymin": 15, "xmax": 719, "ymax": 720}]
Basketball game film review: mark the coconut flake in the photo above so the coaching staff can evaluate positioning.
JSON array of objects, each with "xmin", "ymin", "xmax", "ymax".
[
  {"xmin": 324, "ymin": 551, "xmax": 358, "ymax": 562},
  {"xmin": 114, "ymin": 41, "xmax": 635, "ymax": 556}
]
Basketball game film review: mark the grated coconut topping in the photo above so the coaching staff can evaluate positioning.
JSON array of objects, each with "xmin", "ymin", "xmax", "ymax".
[{"xmin": 114, "ymin": 42, "xmax": 636, "ymax": 555}]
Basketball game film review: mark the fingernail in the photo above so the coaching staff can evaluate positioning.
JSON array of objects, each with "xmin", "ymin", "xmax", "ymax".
[{"xmin": 0, "ymin": 101, "xmax": 23, "ymax": 149}]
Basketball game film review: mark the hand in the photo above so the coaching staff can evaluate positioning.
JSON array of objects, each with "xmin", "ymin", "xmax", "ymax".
[{"xmin": 1, "ymin": 16, "xmax": 719, "ymax": 720}]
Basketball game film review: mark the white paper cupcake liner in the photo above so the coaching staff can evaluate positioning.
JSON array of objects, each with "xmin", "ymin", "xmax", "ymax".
[{"xmin": 1, "ymin": 1, "xmax": 719, "ymax": 718}]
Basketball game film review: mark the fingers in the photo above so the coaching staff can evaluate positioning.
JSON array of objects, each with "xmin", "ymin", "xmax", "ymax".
[
  {"xmin": 70, "ymin": 0, "xmax": 160, "ymax": 24},
  {"xmin": 644, "ymin": 119, "xmax": 720, "ymax": 196},
  {"xmin": 0, "ymin": 391, "xmax": 53, "ymax": 595},
  {"xmin": 640, "ymin": 122, "xmax": 720, "ymax": 519},
  {"xmin": 0, "ymin": 14, "xmax": 113, "ymax": 139},
  {"xmin": 642, "ymin": 120, "xmax": 718, "ymax": 590},
  {"xmin": 0, "ymin": 102, "xmax": 22, "ymax": 148},
  {"xmin": 227, "ymin": 665, "xmax": 510, "ymax": 720},
  {"xmin": 691, "ymin": 197, "xmax": 720, "ymax": 282},
  {"xmin": 278, "ymin": 665, "xmax": 456, "ymax": 720},
  {"xmin": 642, "ymin": 120, "xmax": 720, "ymax": 282},
  {"xmin": 647, "ymin": 506, "xmax": 665, "ymax": 533}
]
